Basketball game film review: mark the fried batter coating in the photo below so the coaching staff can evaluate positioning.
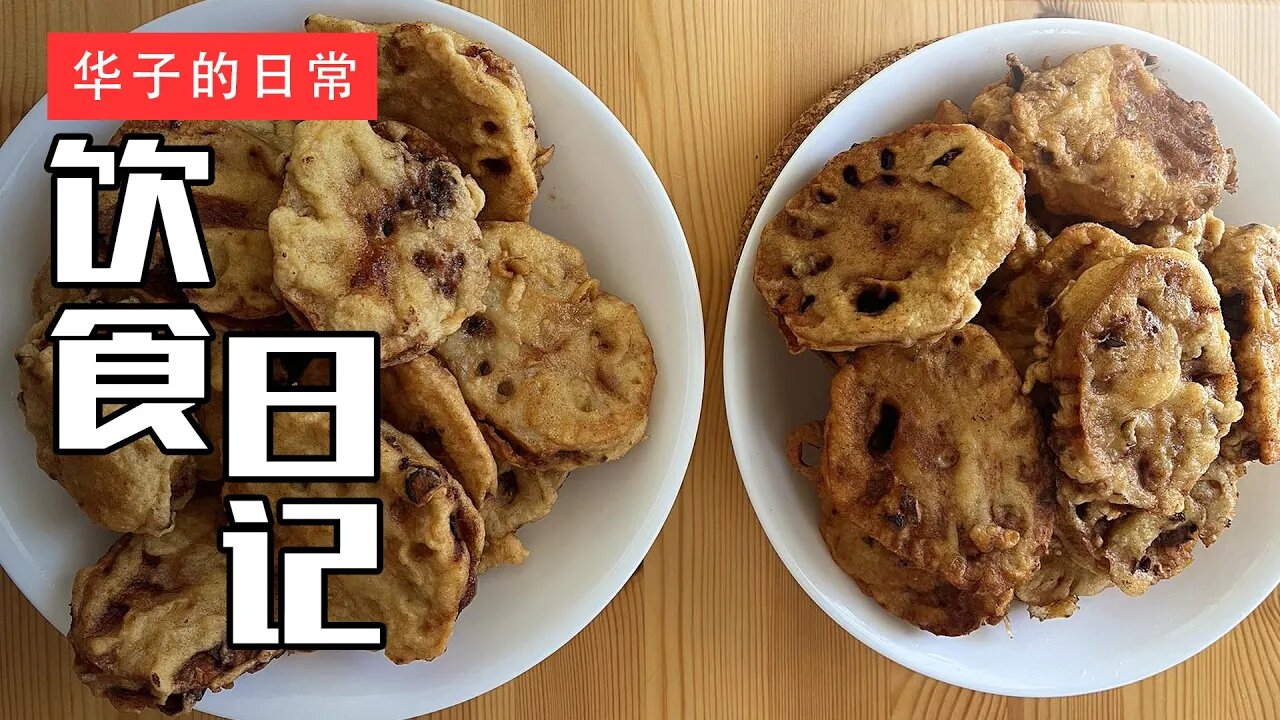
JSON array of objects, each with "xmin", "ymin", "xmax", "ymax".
[
  {"xmin": 270, "ymin": 120, "xmax": 494, "ymax": 366},
  {"xmin": 1122, "ymin": 210, "xmax": 1225, "ymax": 253},
  {"xmin": 70, "ymin": 497, "xmax": 279, "ymax": 715},
  {"xmin": 1202, "ymin": 223, "xmax": 1280, "ymax": 463},
  {"xmin": 226, "ymin": 416, "xmax": 483, "ymax": 664},
  {"xmin": 978, "ymin": 223, "xmax": 1136, "ymax": 373},
  {"xmin": 110, "ymin": 120, "xmax": 288, "ymax": 319},
  {"xmin": 821, "ymin": 326, "xmax": 1054, "ymax": 595},
  {"xmin": 15, "ymin": 304, "xmax": 197, "ymax": 535},
  {"xmin": 819, "ymin": 501, "xmax": 1010, "ymax": 636},
  {"xmin": 1028, "ymin": 247, "xmax": 1242, "ymax": 515},
  {"xmin": 381, "ymin": 352, "xmax": 497, "ymax": 507},
  {"xmin": 477, "ymin": 462, "xmax": 567, "ymax": 572},
  {"xmin": 436, "ymin": 222, "xmax": 656, "ymax": 471},
  {"xmin": 786, "ymin": 422, "xmax": 1010, "ymax": 636},
  {"xmin": 305, "ymin": 14, "xmax": 553, "ymax": 222},
  {"xmin": 1060, "ymin": 456, "xmax": 1242, "ymax": 596},
  {"xmin": 982, "ymin": 221, "xmax": 1054, "ymax": 298},
  {"xmin": 1014, "ymin": 532, "xmax": 1111, "ymax": 620},
  {"xmin": 754, "ymin": 123, "xmax": 1026, "ymax": 352},
  {"xmin": 970, "ymin": 46, "xmax": 1235, "ymax": 226}
]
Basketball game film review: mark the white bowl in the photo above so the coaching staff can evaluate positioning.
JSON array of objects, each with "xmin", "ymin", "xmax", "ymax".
[
  {"xmin": 0, "ymin": 1, "xmax": 703, "ymax": 717},
  {"xmin": 727, "ymin": 18, "xmax": 1280, "ymax": 697}
]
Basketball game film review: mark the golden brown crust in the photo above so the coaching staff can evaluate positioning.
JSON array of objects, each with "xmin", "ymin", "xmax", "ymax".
[
  {"xmin": 225, "ymin": 417, "xmax": 483, "ymax": 664},
  {"xmin": 270, "ymin": 120, "xmax": 494, "ymax": 366},
  {"xmin": 1202, "ymin": 223, "xmax": 1280, "ymax": 463},
  {"xmin": 1014, "ymin": 531, "xmax": 1111, "ymax": 620},
  {"xmin": 819, "ymin": 501, "xmax": 1010, "ymax": 636},
  {"xmin": 15, "ymin": 303, "xmax": 196, "ymax": 535},
  {"xmin": 305, "ymin": 14, "xmax": 551, "ymax": 222},
  {"xmin": 1059, "ymin": 455, "xmax": 1241, "ymax": 596},
  {"xmin": 970, "ymin": 45, "xmax": 1235, "ymax": 226},
  {"xmin": 1028, "ymin": 247, "xmax": 1242, "ymax": 516},
  {"xmin": 478, "ymin": 463, "xmax": 567, "ymax": 572},
  {"xmin": 381, "ymin": 352, "xmax": 498, "ymax": 508},
  {"xmin": 435, "ymin": 222, "xmax": 655, "ymax": 471},
  {"xmin": 788, "ymin": 421, "xmax": 1009, "ymax": 636},
  {"xmin": 978, "ymin": 223, "xmax": 1136, "ymax": 373},
  {"xmin": 820, "ymin": 326, "xmax": 1054, "ymax": 595},
  {"xmin": 1121, "ymin": 210, "xmax": 1225, "ymax": 253},
  {"xmin": 754, "ymin": 124, "xmax": 1026, "ymax": 352},
  {"xmin": 70, "ymin": 497, "xmax": 280, "ymax": 715}
]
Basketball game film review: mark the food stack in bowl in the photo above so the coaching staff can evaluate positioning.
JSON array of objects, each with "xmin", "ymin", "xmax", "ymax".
[
  {"xmin": 755, "ymin": 45, "xmax": 1273, "ymax": 636},
  {"xmin": 16, "ymin": 14, "xmax": 656, "ymax": 713}
]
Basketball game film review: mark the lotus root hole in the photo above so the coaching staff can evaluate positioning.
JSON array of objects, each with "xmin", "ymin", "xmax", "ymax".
[
  {"xmin": 866, "ymin": 401, "xmax": 900, "ymax": 457},
  {"xmin": 854, "ymin": 285, "xmax": 899, "ymax": 315},
  {"xmin": 480, "ymin": 158, "xmax": 512, "ymax": 175}
]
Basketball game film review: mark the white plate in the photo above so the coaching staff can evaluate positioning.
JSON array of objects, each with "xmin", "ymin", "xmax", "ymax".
[
  {"xmin": 0, "ymin": 0, "xmax": 703, "ymax": 717},
  {"xmin": 727, "ymin": 19, "xmax": 1280, "ymax": 697}
]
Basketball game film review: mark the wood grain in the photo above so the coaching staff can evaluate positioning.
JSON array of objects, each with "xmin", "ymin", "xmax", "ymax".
[{"xmin": 3, "ymin": 1, "xmax": 1279, "ymax": 718}]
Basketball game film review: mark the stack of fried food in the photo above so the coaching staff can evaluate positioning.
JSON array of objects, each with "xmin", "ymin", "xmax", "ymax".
[
  {"xmin": 16, "ymin": 15, "xmax": 655, "ymax": 714},
  {"xmin": 757, "ymin": 44, "xmax": 1275, "ymax": 635}
]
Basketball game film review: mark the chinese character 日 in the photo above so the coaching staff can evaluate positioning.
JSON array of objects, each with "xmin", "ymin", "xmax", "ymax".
[{"xmin": 257, "ymin": 55, "xmax": 291, "ymax": 98}]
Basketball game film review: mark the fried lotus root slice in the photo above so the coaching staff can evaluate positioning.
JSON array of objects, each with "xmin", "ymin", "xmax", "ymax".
[
  {"xmin": 109, "ymin": 120, "xmax": 287, "ymax": 319},
  {"xmin": 821, "ymin": 325, "xmax": 1054, "ymax": 594},
  {"xmin": 819, "ymin": 501, "xmax": 1010, "ymax": 636},
  {"xmin": 270, "ymin": 120, "xmax": 494, "ymax": 366},
  {"xmin": 70, "ymin": 496, "xmax": 279, "ymax": 715},
  {"xmin": 789, "ymin": 422, "xmax": 1009, "ymax": 636},
  {"xmin": 1014, "ymin": 532, "xmax": 1111, "ymax": 620},
  {"xmin": 436, "ymin": 222, "xmax": 656, "ymax": 471},
  {"xmin": 226, "ymin": 417, "xmax": 483, "ymax": 664},
  {"xmin": 970, "ymin": 46, "xmax": 1235, "ymax": 226},
  {"xmin": 381, "ymin": 353, "xmax": 497, "ymax": 507},
  {"xmin": 306, "ymin": 14, "xmax": 552, "ymax": 222},
  {"xmin": 15, "ymin": 305, "xmax": 197, "ymax": 535},
  {"xmin": 754, "ymin": 123, "xmax": 1026, "ymax": 352},
  {"xmin": 1028, "ymin": 247, "xmax": 1243, "ymax": 514},
  {"xmin": 478, "ymin": 462, "xmax": 568, "ymax": 572},
  {"xmin": 1202, "ymin": 223, "xmax": 1280, "ymax": 463},
  {"xmin": 978, "ymin": 223, "xmax": 1136, "ymax": 373},
  {"xmin": 1061, "ymin": 456, "xmax": 1243, "ymax": 596}
]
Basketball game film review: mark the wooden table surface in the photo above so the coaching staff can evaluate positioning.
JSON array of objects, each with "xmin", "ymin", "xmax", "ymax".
[{"xmin": 4, "ymin": 0, "xmax": 1280, "ymax": 718}]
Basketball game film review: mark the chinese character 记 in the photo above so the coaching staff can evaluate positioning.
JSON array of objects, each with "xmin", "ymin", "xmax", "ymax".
[
  {"xmin": 73, "ymin": 50, "xmax": 121, "ymax": 101},
  {"xmin": 133, "ymin": 52, "xmax": 179, "ymax": 99},
  {"xmin": 48, "ymin": 305, "xmax": 212, "ymax": 453},
  {"xmin": 194, "ymin": 51, "xmax": 238, "ymax": 100},
  {"xmin": 309, "ymin": 51, "xmax": 356, "ymax": 100},
  {"xmin": 257, "ymin": 55, "xmax": 291, "ymax": 98},
  {"xmin": 46, "ymin": 134, "xmax": 213, "ymax": 286}
]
